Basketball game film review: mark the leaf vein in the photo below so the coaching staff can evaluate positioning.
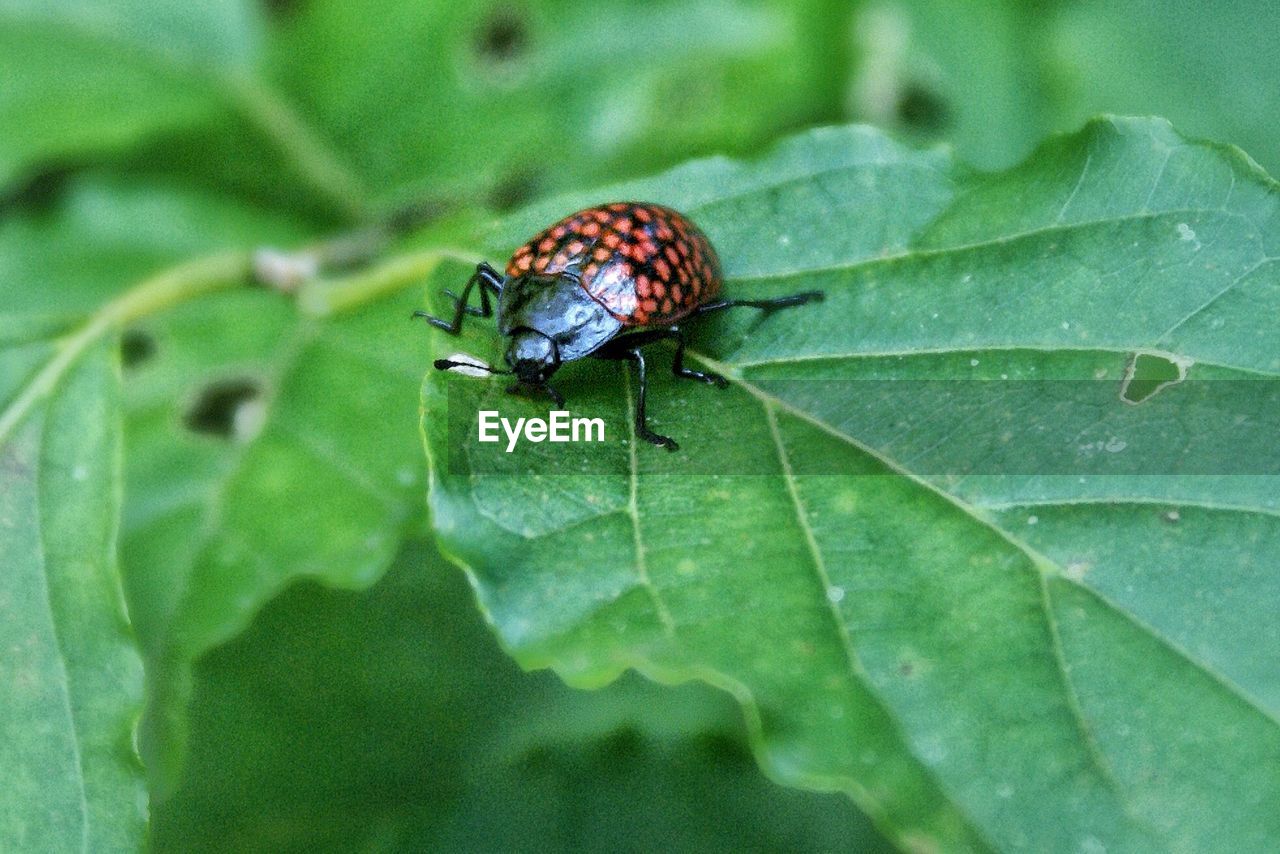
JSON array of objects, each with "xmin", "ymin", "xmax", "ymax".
[{"xmin": 621, "ymin": 368, "xmax": 676, "ymax": 637}]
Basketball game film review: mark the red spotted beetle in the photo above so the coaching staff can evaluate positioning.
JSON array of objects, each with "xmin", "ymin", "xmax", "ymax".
[{"xmin": 417, "ymin": 201, "xmax": 822, "ymax": 450}]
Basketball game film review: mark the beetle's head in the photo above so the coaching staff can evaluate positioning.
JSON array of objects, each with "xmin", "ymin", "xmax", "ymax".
[{"xmin": 504, "ymin": 328, "xmax": 561, "ymax": 387}]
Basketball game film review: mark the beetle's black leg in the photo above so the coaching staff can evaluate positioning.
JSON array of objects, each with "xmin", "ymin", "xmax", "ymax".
[
  {"xmin": 694, "ymin": 290, "xmax": 824, "ymax": 316},
  {"xmin": 624, "ymin": 347, "xmax": 678, "ymax": 451},
  {"xmin": 667, "ymin": 325, "xmax": 728, "ymax": 388},
  {"xmin": 443, "ymin": 289, "xmax": 488, "ymax": 317},
  {"xmin": 472, "ymin": 262, "xmax": 503, "ymax": 317},
  {"xmin": 412, "ymin": 262, "xmax": 504, "ymax": 334}
]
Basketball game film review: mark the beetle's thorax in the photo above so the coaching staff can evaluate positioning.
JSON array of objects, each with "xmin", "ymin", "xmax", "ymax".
[{"xmin": 497, "ymin": 273, "xmax": 623, "ymax": 363}]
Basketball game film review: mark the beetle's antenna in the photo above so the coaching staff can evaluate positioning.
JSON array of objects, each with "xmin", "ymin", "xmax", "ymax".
[{"xmin": 433, "ymin": 354, "xmax": 512, "ymax": 376}]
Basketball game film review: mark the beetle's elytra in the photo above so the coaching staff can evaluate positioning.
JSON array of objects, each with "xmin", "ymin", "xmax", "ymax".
[{"xmin": 417, "ymin": 201, "xmax": 823, "ymax": 451}]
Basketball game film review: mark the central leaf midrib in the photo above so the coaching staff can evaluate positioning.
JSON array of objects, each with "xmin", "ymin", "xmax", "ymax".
[
  {"xmin": 731, "ymin": 345, "xmax": 1280, "ymax": 378},
  {"xmin": 763, "ymin": 385, "xmax": 1156, "ymax": 847},
  {"xmin": 722, "ymin": 205, "xmax": 1260, "ymax": 287},
  {"xmin": 762, "ymin": 401, "xmax": 1000, "ymax": 853},
  {"xmin": 29, "ymin": 409, "xmax": 92, "ymax": 851},
  {"xmin": 621, "ymin": 367, "xmax": 676, "ymax": 636},
  {"xmin": 698, "ymin": 349, "xmax": 1280, "ymax": 736}
]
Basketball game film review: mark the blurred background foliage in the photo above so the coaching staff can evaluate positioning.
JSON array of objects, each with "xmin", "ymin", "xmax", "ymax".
[
  {"xmin": 2, "ymin": 0, "xmax": 1278, "ymax": 850},
  {"xmin": 6, "ymin": 0, "xmax": 1277, "ymax": 225}
]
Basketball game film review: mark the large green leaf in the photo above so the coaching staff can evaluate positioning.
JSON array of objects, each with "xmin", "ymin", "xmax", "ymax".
[
  {"xmin": 423, "ymin": 117, "xmax": 1280, "ymax": 851},
  {"xmin": 868, "ymin": 0, "xmax": 1280, "ymax": 175},
  {"xmin": 154, "ymin": 539, "xmax": 891, "ymax": 852},
  {"xmin": 0, "ymin": 0, "xmax": 262, "ymax": 184},
  {"xmin": 124, "ymin": 275, "xmax": 431, "ymax": 793},
  {"xmin": 0, "ymin": 341, "xmax": 145, "ymax": 851},
  {"xmin": 0, "ymin": 178, "xmax": 430, "ymax": 798},
  {"xmin": 1046, "ymin": 0, "xmax": 1280, "ymax": 177},
  {"xmin": 265, "ymin": 0, "xmax": 855, "ymax": 209}
]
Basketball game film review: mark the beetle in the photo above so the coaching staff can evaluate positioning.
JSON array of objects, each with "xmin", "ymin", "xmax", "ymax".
[{"xmin": 416, "ymin": 201, "xmax": 822, "ymax": 450}]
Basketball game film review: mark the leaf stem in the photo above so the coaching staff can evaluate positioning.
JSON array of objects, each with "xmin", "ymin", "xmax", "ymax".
[
  {"xmin": 297, "ymin": 248, "xmax": 484, "ymax": 318},
  {"xmin": 0, "ymin": 252, "xmax": 251, "ymax": 447}
]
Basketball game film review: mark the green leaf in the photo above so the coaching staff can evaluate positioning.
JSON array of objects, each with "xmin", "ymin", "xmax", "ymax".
[
  {"xmin": 154, "ymin": 539, "xmax": 892, "ymax": 852},
  {"xmin": 0, "ymin": 176, "xmax": 300, "ymax": 317},
  {"xmin": 14, "ymin": 1, "xmax": 865, "ymax": 231},
  {"xmin": 865, "ymin": 0, "xmax": 1280, "ymax": 176},
  {"xmin": 423, "ymin": 117, "xmax": 1280, "ymax": 851},
  {"xmin": 266, "ymin": 0, "xmax": 855, "ymax": 208},
  {"xmin": 0, "ymin": 0, "xmax": 262, "ymax": 183},
  {"xmin": 125, "ymin": 280, "xmax": 431, "ymax": 793},
  {"xmin": 1046, "ymin": 0, "xmax": 1280, "ymax": 179},
  {"xmin": 1, "ymin": 178, "xmax": 430, "ymax": 797},
  {"xmin": 0, "ymin": 340, "xmax": 145, "ymax": 851}
]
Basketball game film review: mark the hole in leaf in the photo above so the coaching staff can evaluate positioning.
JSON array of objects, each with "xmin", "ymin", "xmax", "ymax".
[
  {"xmin": 120, "ymin": 329, "xmax": 156, "ymax": 370},
  {"xmin": 1121, "ymin": 352, "xmax": 1188, "ymax": 404},
  {"xmin": 489, "ymin": 169, "xmax": 540, "ymax": 212},
  {"xmin": 897, "ymin": 82, "xmax": 949, "ymax": 132},
  {"xmin": 475, "ymin": 5, "xmax": 529, "ymax": 63},
  {"xmin": 185, "ymin": 378, "xmax": 264, "ymax": 441}
]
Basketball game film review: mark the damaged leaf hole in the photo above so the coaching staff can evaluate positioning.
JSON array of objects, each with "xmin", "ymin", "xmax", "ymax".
[
  {"xmin": 475, "ymin": 5, "xmax": 530, "ymax": 64},
  {"xmin": 120, "ymin": 329, "xmax": 156, "ymax": 370},
  {"xmin": 185, "ymin": 378, "xmax": 266, "ymax": 442},
  {"xmin": 1121, "ymin": 352, "xmax": 1190, "ymax": 404},
  {"xmin": 897, "ymin": 82, "xmax": 950, "ymax": 132}
]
